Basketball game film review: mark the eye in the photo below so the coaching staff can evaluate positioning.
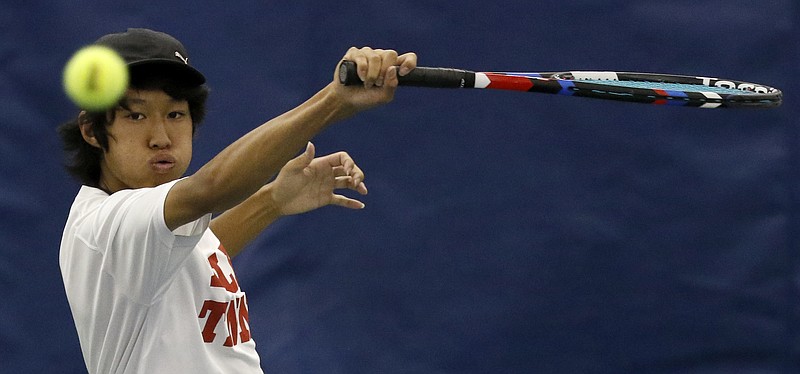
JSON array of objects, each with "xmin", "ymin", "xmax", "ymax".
[
  {"xmin": 168, "ymin": 111, "xmax": 187, "ymax": 120},
  {"xmin": 126, "ymin": 112, "xmax": 145, "ymax": 121}
]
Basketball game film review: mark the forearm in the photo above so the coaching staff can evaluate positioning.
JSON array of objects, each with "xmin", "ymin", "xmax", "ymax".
[{"xmin": 210, "ymin": 185, "xmax": 279, "ymax": 257}]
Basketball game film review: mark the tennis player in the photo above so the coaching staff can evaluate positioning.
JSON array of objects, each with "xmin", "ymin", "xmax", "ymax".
[{"xmin": 58, "ymin": 28, "xmax": 416, "ymax": 373}]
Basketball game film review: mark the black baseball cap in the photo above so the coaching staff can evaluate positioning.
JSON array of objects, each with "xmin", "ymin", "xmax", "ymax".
[{"xmin": 94, "ymin": 28, "xmax": 206, "ymax": 86}]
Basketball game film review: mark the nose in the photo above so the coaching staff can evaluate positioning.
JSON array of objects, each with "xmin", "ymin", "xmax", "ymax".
[{"xmin": 148, "ymin": 119, "xmax": 172, "ymax": 149}]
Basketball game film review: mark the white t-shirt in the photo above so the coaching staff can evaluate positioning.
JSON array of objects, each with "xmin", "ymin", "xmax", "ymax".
[{"xmin": 60, "ymin": 181, "xmax": 262, "ymax": 374}]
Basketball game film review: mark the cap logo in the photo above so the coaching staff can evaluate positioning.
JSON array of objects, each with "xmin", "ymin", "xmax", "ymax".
[{"xmin": 174, "ymin": 51, "xmax": 189, "ymax": 65}]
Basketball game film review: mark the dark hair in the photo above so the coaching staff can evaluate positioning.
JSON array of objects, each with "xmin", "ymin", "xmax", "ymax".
[{"xmin": 58, "ymin": 66, "xmax": 210, "ymax": 187}]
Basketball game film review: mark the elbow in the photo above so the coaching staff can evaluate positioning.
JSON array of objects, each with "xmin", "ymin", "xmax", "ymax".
[
  {"xmin": 180, "ymin": 172, "xmax": 227, "ymax": 214},
  {"xmin": 182, "ymin": 170, "xmax": 251, "ymax": 214}
]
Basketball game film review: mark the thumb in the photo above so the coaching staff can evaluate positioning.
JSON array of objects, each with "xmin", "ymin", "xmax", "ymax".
[{"xmin": 285, "ymin": 142, "xmax": 315, "ymax": 171}]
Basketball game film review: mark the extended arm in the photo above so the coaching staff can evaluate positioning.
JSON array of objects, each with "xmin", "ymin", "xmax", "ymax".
[{"xmin": 163, "ymin": 48, "xmax": 415, "ymax": 230}]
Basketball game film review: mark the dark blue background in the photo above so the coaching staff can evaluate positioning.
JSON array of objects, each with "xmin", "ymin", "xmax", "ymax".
[{"xmin": 2, "ymin": 1, "xmax": 798, "ymax": 372}]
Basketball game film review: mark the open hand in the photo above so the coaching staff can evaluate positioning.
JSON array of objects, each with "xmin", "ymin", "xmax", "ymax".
[{"xmin": 269, "ymin": 142, "xmax": 368, "ymax": 216}]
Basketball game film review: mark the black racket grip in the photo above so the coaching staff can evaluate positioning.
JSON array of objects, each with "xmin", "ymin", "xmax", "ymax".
[{"xmin": 338, "ymin": 60, "xmax": 474, "ymax": 88}]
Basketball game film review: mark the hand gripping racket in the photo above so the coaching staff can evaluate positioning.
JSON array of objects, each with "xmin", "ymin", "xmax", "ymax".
[{"xmin": 338, "ymin": 61, "xmax": 782, "ymax": 109}]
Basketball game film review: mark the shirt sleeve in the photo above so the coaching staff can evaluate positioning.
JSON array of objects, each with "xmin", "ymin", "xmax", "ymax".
[{"xmin": 80, "ymin": 179, "xmax": 211, "ymax": 304}]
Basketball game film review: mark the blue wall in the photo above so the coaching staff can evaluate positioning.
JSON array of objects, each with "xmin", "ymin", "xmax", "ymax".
[{"xmin": 2, "ymin": 1, "xmax": 799, "ymax": 372}]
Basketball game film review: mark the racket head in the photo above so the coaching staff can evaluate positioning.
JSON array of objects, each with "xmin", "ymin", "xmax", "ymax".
[{"xmin": 490, "ymin": 71, "xmax": 782, "ymax": 108}]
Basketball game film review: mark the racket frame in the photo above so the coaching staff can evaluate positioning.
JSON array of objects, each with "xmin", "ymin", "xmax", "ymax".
[{"xmin": 338, "ymin": 61, "xmax": 782, "ymax": 109}]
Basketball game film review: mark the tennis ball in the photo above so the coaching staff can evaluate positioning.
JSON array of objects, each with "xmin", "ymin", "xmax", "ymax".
[{"xmin": 63, "ymin": 45, "xmax": 129, "ymax": 111}]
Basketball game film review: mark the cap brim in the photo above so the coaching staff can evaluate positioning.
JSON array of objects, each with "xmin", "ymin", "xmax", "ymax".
[{"xmin": 128, "ymin": 59, "xmax": 206, "ymax": 86}]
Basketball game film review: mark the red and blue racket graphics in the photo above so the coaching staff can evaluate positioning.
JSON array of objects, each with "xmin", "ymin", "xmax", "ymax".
[{"xmin": 339, "ymin": 61, "xmax": 782, "ymax": 109}]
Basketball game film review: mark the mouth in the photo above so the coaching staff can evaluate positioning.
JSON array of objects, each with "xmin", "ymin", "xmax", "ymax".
[{"xmin": 149, "ymin": 154, "xmax": 177, "ymax": 174}]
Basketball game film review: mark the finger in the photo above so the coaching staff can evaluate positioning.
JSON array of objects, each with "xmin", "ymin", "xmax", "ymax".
[
  {"xmin": 356, "ymin": 181, "xmax": 368, "ymax": 195},
  {"xmin": 332, "ymin": 166, "xmax": 347, "ymax": 177},
  {"xmin": 334, "ymin": 176, "xmax": 351, "ymax": 189},
  {"xmin": 285, "ymin": 142, "xmax": 315, "ymax": 170},
  {"xmin": 349, "ymin": 163, "xmax": 365, "ymax": 187},
  {"xmin": 305, "ymin": 142, "xmax": 315, "ymax": 158},
  {"xmin": 320, "ymin": 151, "xmax": 356, "ymax": 174},
  {"xmin": 396, "ymin": 52, "xmax": 418, "ymax": 76},
  {"xmin": 332, "ymin": 166, "xmax": 363, "ymax": 185},
  {"xmin": 364, "ymin": 51, "xmax": 382, "ymax": 88},
  {"xmin": 375, "ymin": 49, "xmax": 398, "ymax": 87},
  {"xmin": 383, "ymin": 66, "xmax": 399, "ymax": 88},
  {"xmin": 331, "ymin": 194, "xmax": 366, "ymax": 209},
  {"xmin": 343, "ymin": 46, "xmax": 371, "ymax": 84},
  {"xmin": 334, "ymin": 176, "xmax": 368, "ymax": 194}
]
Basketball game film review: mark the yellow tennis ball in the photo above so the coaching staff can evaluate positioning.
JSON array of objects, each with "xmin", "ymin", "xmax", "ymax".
[{"xmin": 63, "ymin": 45, "xmax": 129, "ymax": 111}]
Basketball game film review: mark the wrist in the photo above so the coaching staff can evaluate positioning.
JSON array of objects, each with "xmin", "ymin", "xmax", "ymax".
[
  {"xmin": 319, "ymin": 82, "xmax": 360, "ymax": 120},
  {"xmin": 259, "ymin": 183, "xmax": 285, "ymax": 218}
]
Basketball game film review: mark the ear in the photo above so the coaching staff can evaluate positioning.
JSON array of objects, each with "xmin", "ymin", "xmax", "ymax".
[{"xmin": 77, "ymin": 111, "xmax": 102, "ymax": 149}]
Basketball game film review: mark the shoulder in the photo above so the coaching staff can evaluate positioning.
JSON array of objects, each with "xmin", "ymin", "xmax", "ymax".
[{"xmin": 66, "ymin": 180, "xmax": 185, "ymax": 246}]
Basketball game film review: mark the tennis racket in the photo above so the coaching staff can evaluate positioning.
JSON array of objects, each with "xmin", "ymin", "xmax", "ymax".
[{"xmin": 338, "ymin": 61, "xmax": 782, "ymax": 109}]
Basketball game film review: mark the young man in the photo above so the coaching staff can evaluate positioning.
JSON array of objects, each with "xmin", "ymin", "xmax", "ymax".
[{"xmin": 58, "ymin": 28, "xmax": 416, "ymax": 373}]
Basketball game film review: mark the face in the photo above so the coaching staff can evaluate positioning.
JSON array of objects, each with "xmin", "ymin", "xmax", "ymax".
[{"xmin": 91, "ymin": 89, "xmax": 193, "ymax": 192}]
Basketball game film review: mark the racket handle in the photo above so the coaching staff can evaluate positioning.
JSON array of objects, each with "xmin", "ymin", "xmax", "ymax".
[{"xmin": 338, "ymin": 60, "xmax": 474, "ymax": 88}]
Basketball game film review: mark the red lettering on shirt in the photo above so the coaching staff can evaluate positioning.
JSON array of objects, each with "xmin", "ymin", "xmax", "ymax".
[
  {"xmin": 198, "ymin": 300, "xmax": 227, "ymax": 343},
  {"xmin": 198, "ymin": 296, "xmax": 252, "ymax": 347},
  {"xmin": 238, "ymin": 295, "xmax": 252, "ymax": 342},
  {"xmin": 208, "ymin": 252, "xmax": 240, "ymax": 293},
  {"xmin": 198, "ymin": 245, "xmax": 252, "ymax": 347},
  {"xmin": 223, "ymin": 298, "xmax": 239, "ymax": 347}
]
